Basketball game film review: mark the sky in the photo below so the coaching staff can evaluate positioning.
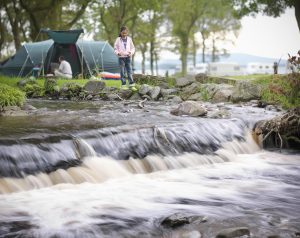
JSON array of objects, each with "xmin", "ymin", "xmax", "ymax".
[
  {"xmin": 229, "ymin": 8, "xmax": 300, "ymax": 59},
  {"xmin": 156, "ymin": 7, "xmax": 300, "ymax": 61}
]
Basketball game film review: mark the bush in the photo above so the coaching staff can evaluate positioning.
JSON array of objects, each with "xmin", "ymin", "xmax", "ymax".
[
  {"xmin": 18, "ymin": 78, "xmax": 38, "ymax": 87},
  {"xmin": 257, "ymin": 74, "xmax": 300, "ymax": 109},
  {"xmin": 44, "ymin": 78, "xmax": 58, "ymax": 95},
  {"xmin": 0, "ymin": 83, "xmax": 26, "ymax": 110},
  {"xmin": 60, "ymin": 82, "xmax": 83, "ymax": 99},
  {"xmin": 24, "ymin": 84, "xmax": 44, "ymax": 98}
]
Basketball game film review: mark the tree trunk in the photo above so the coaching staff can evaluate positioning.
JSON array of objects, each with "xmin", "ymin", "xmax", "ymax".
[
  {"xmin": 201, "ymin": 38, "xmax": 206, "ymax": 63},
  {"xmin": 211, "ymin": 38, "xmax": 216, "ymax": 62},
  {"xmin": 294, "ymin": 0, "xmax": 300, "ymax": 32},
  {"xmin": 181, "ymin": 36, "xmax": 189, "ymax": 76},
  {"xmin": 5, "ymin": 3, "xmax": 21, "ymax": 50},
  {"xmin": 141, "ymin": 51, "xmax": 146, "ymax": 74},
  {"xmin": 155, "ymin": 52, "xmax": 158, "ymax": 76},
  {"xmin": 192, "ymin": 35, "xmax": 196, "ymax": 67},
  {"xmin": 150, "ymin": 40, "xmax": 154, "ymax": 75},
  {"xmin": 0, "ymin": 20, "xmax": 6, "ymax": 57}
]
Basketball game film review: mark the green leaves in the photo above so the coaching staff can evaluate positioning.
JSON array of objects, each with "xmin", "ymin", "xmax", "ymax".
[{"xmin": 0, "ymin": 83, "xmax": 26, "ymax": 110}]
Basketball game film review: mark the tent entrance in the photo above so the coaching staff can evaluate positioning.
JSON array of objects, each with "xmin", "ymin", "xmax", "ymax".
[{"xmin": 45, "ymin": 43, "xmax": 82, "ymax": 77}]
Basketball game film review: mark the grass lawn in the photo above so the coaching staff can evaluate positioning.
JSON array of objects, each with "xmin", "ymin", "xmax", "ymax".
[
  {"xmin": 224, "ymin": 74, "xmax": 274, "ymax": 81},
  {"xmin": 0, "ymin": 75, "xmax": 122, "ymax": 88}
]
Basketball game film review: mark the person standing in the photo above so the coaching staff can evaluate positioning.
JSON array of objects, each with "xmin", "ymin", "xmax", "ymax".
[
  {"xmin": 273, "ymin": 61, "xmax": 278, "ymax": 74},
  {"xmin": 114, "ymin": 26, "xmax": 136, "ymax": 90},
  {"xmin": 54, "ymin": 56, "xmax": 72, "ymax": 79}
]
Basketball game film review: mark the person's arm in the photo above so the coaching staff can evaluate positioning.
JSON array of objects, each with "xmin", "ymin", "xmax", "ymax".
[
  {"xmin": 128, "ymin": 37, "xmax": 135, "ymax": 56},
  {"xmin": 58, "ymin": 62, "xmax": 64, "ymax": 73},
  {"xmin": 114, "ymin": 38, "xmax": 121, "ymax": 56}
]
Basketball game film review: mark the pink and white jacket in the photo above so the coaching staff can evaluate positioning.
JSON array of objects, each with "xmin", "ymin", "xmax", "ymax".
[{"xmin": 114, "ymin": 36, "xmax": 135, "ymax": 58}]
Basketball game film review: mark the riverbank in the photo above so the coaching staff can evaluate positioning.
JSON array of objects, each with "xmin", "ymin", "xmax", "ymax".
[{"xmin": 0, "ymin": 73, "xmax": 299, "ymax": 111}]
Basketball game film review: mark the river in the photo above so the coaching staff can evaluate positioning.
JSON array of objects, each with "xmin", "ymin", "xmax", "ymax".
[{"xmin": 0, "ymin": 99, "xmax": 299, "ymax": 238}]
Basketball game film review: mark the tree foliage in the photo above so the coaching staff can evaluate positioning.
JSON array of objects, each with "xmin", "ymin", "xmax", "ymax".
[
  {"xmin": 1, "ymin": 0, "xmax": 240, "ymax": 76},
  {"xmin": 233, "ymin": 0, "xmax": 300, "ymax": 32}
]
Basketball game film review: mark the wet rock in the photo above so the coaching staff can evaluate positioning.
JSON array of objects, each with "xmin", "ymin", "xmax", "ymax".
[
  {"xmin": 129, "ymin": 93, "xmax": 142, "ymax": 100},
  {"xmin": 161, "ymin": 88, "xmax": 178, "ymax": 97},
  {"xmin": 209, "ymin": 109, "xmax": 231, "ymax": 119},
  {"xmin": 0, "ymin": 106, "xmax": 28, "ymax": 116},
  {"xmin": 119, "ymin": 89, "xmax": 133, "ymax": 100},
  {"xmin": 150, "ymin": 86, "xmax": 161, "ymax": 100},
  {"xmin": 212, "ymin": 85, "xmax": 234, "ymax": 103},
  {"xmin": 265, "ymin": 105, "xmax": 278, "ymax": 111},
  {"xmin": 256, "ymin": 100, "xmax": 268, "ymax": 108},
  {"xmin": 139, "ymin": 84, "xmax": 152, "ymax": 95},
  {"xmin": 157, "ymin": 81, "xmax": 170, "ymax": 89},
  {"xmin": 21, "ymin": 104, "xmax": 37, "ymax": 111},
  {"xmin": 168, "ymin": 96, "xmax": 183, "ymax": 104},
  {"xmin": 171, "ymin": 101, "xmax": 207, "ymax": 117},
  {"xmin": 161, "ymin": 213, "xmax": 207, "ymax": 229},
  {"xmin": 161, "ymin": 213, "xmax": 191, "ymax": 228},
  {"xmin": 195, "ymin": 73, "xmax": 208, "ymax": 83},
  {"xmin": 181, "ymin": 82, "xmax": 201, "ymax": 100},
  {"xmin": 86, "ymin": 94, "xmax": 93, "ymax": 100},
  {"xmin": 231, "ymin": 80, "xmax": 262, "ymax": 102},
  {"xmin": 215, "ymin": 227, "xmax": 250, "ymax": 238},
  {"xmin": 176, "ymin": 76, "xmax": 195, "ymax": 87},
  {"xmin": 83, "ymin": 80, "xmax": 106, "ymax": 94},
  {"xmin": 188, "ymin": 92, "xmax": 203, "ymax": 101}
]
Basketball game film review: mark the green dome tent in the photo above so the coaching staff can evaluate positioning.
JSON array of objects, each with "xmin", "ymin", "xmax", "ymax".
[{"xmin": 0, "ymin": 29, "xmax": 119, "ymax": 78}]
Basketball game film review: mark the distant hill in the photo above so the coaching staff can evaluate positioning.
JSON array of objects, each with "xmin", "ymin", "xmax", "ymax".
[
  {"xmin": 218, "ymin": 53, "xmax": 286, "ymax": 67},
  {"xmin": 134, "ymin": 53, "xmax": 287, "ymax": 70}
]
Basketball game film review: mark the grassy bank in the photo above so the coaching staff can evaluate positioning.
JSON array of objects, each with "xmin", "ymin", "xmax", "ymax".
[
  {"xmin": 227, "ymin": 74, "xmax": 300, "ymax": 109},
  {"xmin": 0, "ymin": 74, "xmax": 298, "ymax": 109},
  {"xmin": 0, "ymin": 76, "xmax": 122, "ymax": 89},
  {"xmin": 0, "ymin": 83, "xmax": 26, "ymax": 110}
]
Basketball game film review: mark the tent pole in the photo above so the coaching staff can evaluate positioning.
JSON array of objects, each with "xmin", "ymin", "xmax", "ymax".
[
  {"xmin": 18, "ymin": 44, "xmax": 34, "ymax": 78},
  {"xmin": 101, "ymin": 41, "xmax": 108, "ymax": 73},
  {"xmin": 81, "ymin": 38, "xmax": 84, "ymax": 78}
]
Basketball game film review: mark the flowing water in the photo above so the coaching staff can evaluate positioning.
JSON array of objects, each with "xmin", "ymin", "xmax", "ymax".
[{"xmin": 0, "ymin": 100, "xmax": 299, "ymax": 238}]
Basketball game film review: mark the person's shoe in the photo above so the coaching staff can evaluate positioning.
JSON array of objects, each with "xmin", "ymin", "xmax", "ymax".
[
  {"xmin": 120, "ymin": 85, "xmax": 129, "ymax": 90},
  {"xmin": 129, "ymin": 83, "xmax": 137, "ymax": 91},
  {"xmin": 131, "ymin": 86, "xmax": 137, "ymax": 91}
]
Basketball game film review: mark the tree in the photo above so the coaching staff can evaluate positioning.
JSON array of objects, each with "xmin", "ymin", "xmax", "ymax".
[
  {"xmin": 166, "ymin": 0, "xmax": 208, "ymax": 75},
  {"xmin": 233, "ymin": 0, "xmax": 300, "ymax": 32},
  {"xmin": 92, "ymin": 0, "xmax": 149, "ymax": 46},
  {"xmin": 0, "ymin": 0, "xmax": 92, "ymax": 56},
  {"xmin": 194, "ymin": 0, "xmax": 240, "ymax": 63}
]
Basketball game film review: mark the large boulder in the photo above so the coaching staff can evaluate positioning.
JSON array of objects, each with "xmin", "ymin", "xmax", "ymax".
[
  {"xmin": 83, "ymin": 80, "xmax": 106, "ymax": 94},
  {"xmin": 231, "ymin": 80, "xmax": 262, "ymax": 102},
  {"xmin": 119, "ymin": 88, "xmax": 134, "ymax": 99},
  {"xmin": 187, "ymin": 92, "xmax": 203, "ymax": 101},
  {"xmin": 181, "ymin": 82, "xmax": 201, "ymax": 100},
  {"xmin": 171, "ymin": 101, "xmax": 207, "ymax": 117},
  {"xmin": 139, "ymin": 84, "xmax": 152, "ymax": 96},
  {"xmin": 195, "ymin": 73, "xmax": 209, "ymax": 83},
  {"xmin": 216, "ymin": 227, "xmax": 250, "ymax": 238},
  {"xmin": 175, "ymin": 76, "xmax": 195, "ymax": 87},
  {"xmin": 161, "ymin": 88, "xmax": 178, "ymax": 97},
  {"xmin": 212, "ymin": 84, "xmax": 234, "ymax": 102},
  {"xmin": 149, "ymin": 86, "xmax": 161, "ymax": 100}
]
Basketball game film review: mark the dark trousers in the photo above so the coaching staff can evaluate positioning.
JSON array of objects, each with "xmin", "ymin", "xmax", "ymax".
[{"xmin": 119, "ymin": 57, "xmax": 134, "ymax": 85}]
